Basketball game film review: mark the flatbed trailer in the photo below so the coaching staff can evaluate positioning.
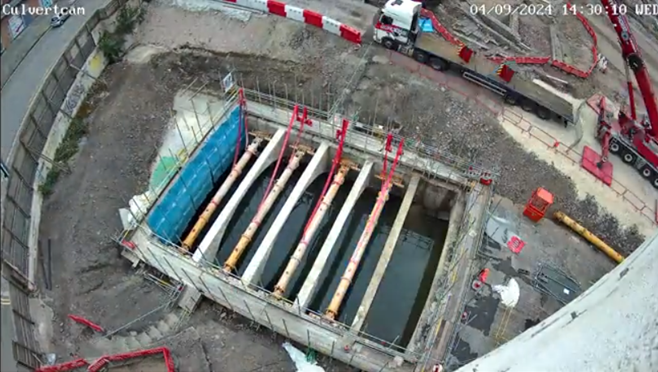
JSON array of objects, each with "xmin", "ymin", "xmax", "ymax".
[{"xmin": 373, "ymin": 2, "xmax": 575, "ymax": 126}]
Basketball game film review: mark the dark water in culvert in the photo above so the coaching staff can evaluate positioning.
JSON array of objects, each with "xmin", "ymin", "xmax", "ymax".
[
  {"xmin": 255, "ymin": 174, "xmax": 327, "ymax": 289},
  {"xmin": 215, "ymin": 160, "xmax": 325, "ymax": 274},
  {"xmin": 265, "ymin": 178, "xmax": 356, "ymax": 298},
  {"xmin": 363, "ymin": 204, "xmax": 448, "ymax": 347},
  {"xmin": 309, "ymin": 188, "xmax": 403, "ymax": 323}
]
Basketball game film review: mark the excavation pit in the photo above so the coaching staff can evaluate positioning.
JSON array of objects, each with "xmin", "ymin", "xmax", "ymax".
[{"xmin": 119, "ymin": 87, "xmax": 492, "ymax": 372}]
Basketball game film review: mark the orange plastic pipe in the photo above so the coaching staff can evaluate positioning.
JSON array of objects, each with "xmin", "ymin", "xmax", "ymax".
[
  {"xmin": 324, "ymin": 183, "xmax": 392, "ymax": 320},
  {"xmin": 223, "ymin": 151, "xmax": 304, "ymax": 273},
  {"xmin": 273, "ymin": 165, "xmax": 350, "ymax": 298},
  {"xmin": 182, "ymin": 138, "xmax": 262, "ymax": 250}
]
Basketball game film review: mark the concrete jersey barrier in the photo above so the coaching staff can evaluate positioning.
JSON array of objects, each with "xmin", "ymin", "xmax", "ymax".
[{"xmin": 221, "ymin": 0, "xmax": 363, "ymax": 44}]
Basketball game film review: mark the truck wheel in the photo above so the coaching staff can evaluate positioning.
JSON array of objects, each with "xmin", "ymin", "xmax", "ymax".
[
  {"xmin": 429, "ymin": 57, "xmax": 448, "ymax": 71},
  {"xmin": 622, "ymin": 150, "xmax": 636, "ymax": 164},
  {"xmin": 608, "ymin": 138, "xmax": 621, "ymax": 154},
  {"xmin": 504, "ymin": 94, "xmax": 518, "ymax": 105},
  {"xmin": 382, "ymin": 38, "xmax": 396, "ymax": 50},
  {"xmin": 413, "ymin": 50, "xmax": 428, "ymax": 64},
  {"xmin": 640, "ymin": 164, "xmax": 655, "ymax": 179},
  {"xmin": 653, "ymin": 175, "xmax": 658, "ymax": 189},
  {"xmin": 536, "ymin": 106, "xmax": 551, "ymax": 120},
  {"xmin": 521, "ymin": 99, "xmax": 536, "ymax": 113}
]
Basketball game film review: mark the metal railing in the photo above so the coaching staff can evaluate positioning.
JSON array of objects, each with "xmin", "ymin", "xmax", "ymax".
[
  {"xmin": 111, "ymin": 83, "xmax": 498, "ymax": 370},
  {"xmin": 242, "ymin": 87, "xmax": 499, "ymax": 186}
]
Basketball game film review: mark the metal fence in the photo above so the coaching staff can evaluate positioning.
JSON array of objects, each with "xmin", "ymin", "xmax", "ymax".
[
  {"xmin": 6, "ymin": 274, "xmax": 42, "ymax": 371},
  {"xmin": 0, "ymin": 0, "xmax": 131, "ymax": 370},
  {"xmin": 1, "ymin": 17, "xmax": 96, "ymax": 284}
]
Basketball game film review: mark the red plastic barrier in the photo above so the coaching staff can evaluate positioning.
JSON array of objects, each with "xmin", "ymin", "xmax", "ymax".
[
  {"xmin": 267, "ymin": 0, "xmax": 286, "ymax": 17},
  {"xmin": 421, "ymin": 7, "xmax": 598, "ymax": 78},
  {"xmin": 302, "ymin": 9, "xmax": 323, "ymax": 28},
  {"xmin": 36, "ymin": 347, "xmax": 176, "ymax": 372},
  {"xmin": 88, "ymin": 347, "xmax": 175, "ymax": 372},
  {"xmin": 339, "ymin": 24, "xmax": 362, "ymax": 44},
  {"xmin": 420, "ymin": 8, "xmax": 462, "ymax": 46},
  {"xmin": 35, "ymin": 359, "xmax": 89, "ymax": 372},
  {"xmin": 68, "ymin": 314, "xmax": 104, "ymax": 333}
]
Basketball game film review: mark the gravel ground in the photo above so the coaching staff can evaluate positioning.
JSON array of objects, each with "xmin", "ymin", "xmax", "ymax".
[
  {"xmin": 518, "ymin": 16, "xmax": 552, "ymax": 57},
  {"xmin": 186, "ymin": 301, "xmax": 357, "ymax": 372},
  {"xmin": 37, "ymin": 0, "xmax": 644, "ymax": 364},
  {"xmin": 345, "ymin": 60, "xmax": 644, "ymax": 255},
  {"xmin": 38, "ymin": 58, "xmax": 185, "ymax": 356}
]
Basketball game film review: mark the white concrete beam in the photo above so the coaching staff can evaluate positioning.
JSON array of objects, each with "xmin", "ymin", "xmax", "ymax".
[
  {"xmin": 193, "ymin": 129, "xmax": 286, "ymax": 263},
  {"xmin": 242, "ymin": 142, "xmax": 331, "ymax": 285},
  {"xmin": 351, "ymin": 174, "xmax": 420, "ymax": 331},
  {"xmin": 295, "ymin": 160, "xmax": 374, "ymax": 309}
]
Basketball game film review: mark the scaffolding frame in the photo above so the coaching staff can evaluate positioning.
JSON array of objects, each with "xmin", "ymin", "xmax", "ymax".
[{"xmin": 111, "ymin": 80, "xmax": 497, "ymax": 371}]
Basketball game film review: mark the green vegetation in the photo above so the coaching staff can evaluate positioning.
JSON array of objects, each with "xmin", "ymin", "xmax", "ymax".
[
  {"xmin": 98, "ymin": 5, "xmax": 146, "ymax": 64},
  {"xmin": 39, "ymin": 118, "xmax": 88, "ymax": 196},
  {"xmin": 41, "ymin": 4, "xmax": 146, "ymax": 196}
]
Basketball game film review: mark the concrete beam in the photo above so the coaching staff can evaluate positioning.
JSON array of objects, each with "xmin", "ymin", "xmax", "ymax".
[
  {"xmin": 296, "ymin": 160, "xmax": 374, "ymax": 309},
  {"xmin": 241, "ymin": 142, "xmax": 331, "ymax": 285},
  {"xmin": 193, "ymin": 129, "xmax": 286, "ymax": 263},
  {"xmin": 351, "ymin": 174, "xmax": 420, "ymax": 331}
]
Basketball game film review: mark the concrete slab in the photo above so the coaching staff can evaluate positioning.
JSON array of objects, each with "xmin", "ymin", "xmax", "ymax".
[
  {"xmin": 193, "ymin": 129, "xmax": 286, "ymax": 263},
  {"xmin": 241, "ymin": 142, "xmax": 331, "ymax": 284},
  {"xmin": 295, "ymin": 161, "xmax": 374, "ymax": 309},
  {"xmin": 352, "ymin": 174, "xmax": 420, "ymax": 331}
]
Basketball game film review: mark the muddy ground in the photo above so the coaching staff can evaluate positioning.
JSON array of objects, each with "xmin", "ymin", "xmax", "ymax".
[{"xmin": 37, "ymin": 0, "xmax": 644, "ymax": 367}]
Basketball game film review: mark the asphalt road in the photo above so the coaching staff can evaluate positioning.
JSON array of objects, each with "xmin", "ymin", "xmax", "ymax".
[{"xmin": 0, "ymin": 0, "xmax": 110, "ymax": 160}]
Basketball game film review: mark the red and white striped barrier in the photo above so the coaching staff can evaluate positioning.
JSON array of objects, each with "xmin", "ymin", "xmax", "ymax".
[{"xmin": 222, "ymin": 0, "xmax": 362, "ymax": 44}]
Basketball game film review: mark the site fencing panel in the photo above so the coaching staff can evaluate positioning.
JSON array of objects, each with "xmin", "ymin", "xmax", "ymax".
[{"xmin": 0, "ymin": 0, "xmax": 131, "ymax": 369}]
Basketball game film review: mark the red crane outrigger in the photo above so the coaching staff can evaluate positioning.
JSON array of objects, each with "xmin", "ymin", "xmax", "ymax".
[{"xmin": 582, "ymin": 0, "xmax": 658, "ymax": 189}]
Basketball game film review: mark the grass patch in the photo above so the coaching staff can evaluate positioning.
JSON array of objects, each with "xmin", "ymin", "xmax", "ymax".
[{"xmin": 39, "ymin": 118, "xmax": 88, "ymax": 197}]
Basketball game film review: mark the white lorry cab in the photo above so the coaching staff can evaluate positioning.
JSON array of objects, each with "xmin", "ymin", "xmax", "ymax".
[
  {"xmin": 373, "ymin": 0, "xmax": 422, "ymax": 50},
  {"xmin": 370, "ymin": 0, "xmax": 575, "ymax": 126}
]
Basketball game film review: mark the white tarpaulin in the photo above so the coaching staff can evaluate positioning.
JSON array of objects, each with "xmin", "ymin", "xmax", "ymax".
[
  {"xmin": 492, "ymin": 278, "xmax": 520, "ymax": 308},
  {"xmin": 119, "ymin": 191, "xmax": 158, "ymax": 230},
  {"xmin": 282, "ymin": 342, "xmax": 325, "ymax": 372}
]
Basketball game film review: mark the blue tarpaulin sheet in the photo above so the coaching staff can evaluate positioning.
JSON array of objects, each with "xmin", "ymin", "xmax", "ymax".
[
  {"xmin": 419, "ymin": 18, "xmax": 434, "ymax": 33},
  {"xmin": 147, "ymin": 106, "xmax": 244, "ymax": 244}
]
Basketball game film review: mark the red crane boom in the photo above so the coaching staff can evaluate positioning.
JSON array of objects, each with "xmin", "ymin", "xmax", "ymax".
[{"xmin": 600, "ymin": 0, "xmax": 658, "ymax": 137}]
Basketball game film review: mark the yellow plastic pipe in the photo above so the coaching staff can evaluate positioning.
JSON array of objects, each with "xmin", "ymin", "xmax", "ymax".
[
  {"xmin": 273, "ymin": 165, "xmax": 350, "ymax": 298},
  {"xmin": 325, "ymin": 183, "xmax": 392, "ymax": 320},
  {"xmin": 182, "ymin": 138, "xmax": 262, "ymax": 251},
  {"xmin": 554, "ymin": 211, "xmax": 624, "ymax": 264},
  {"xmin": 223, "ymin": 151, "xmax": 305, "ymax": 273}
]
